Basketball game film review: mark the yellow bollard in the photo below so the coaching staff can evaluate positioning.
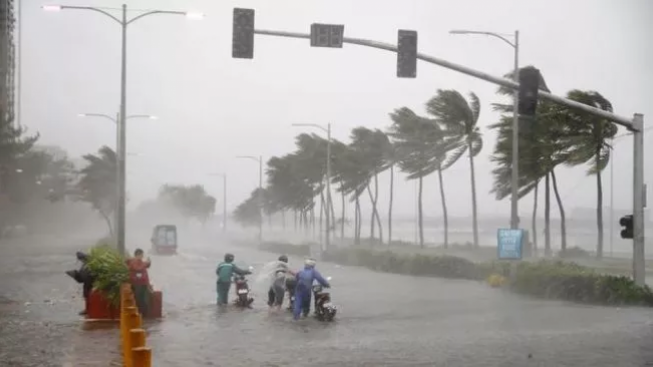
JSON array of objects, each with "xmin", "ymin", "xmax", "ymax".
[
  {"xmin": 126, "ymin": 307, "xmax": 142, "ymax": 327},
  {"xmin": 132, "ymin": 347, "xmax": 152, "ymax": 367},
  {"xmin": 123, "ymin": 308, "xmax": 142, "ymax": 367},
  {"xmin": 129, "ymin": 329, "xmax": 146, "ymax": 349}
]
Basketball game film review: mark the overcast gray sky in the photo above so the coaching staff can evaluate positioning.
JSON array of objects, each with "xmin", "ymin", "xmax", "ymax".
[{"xmin": 22, "ymin": 0, "xmax": 653, "ymax": 220}]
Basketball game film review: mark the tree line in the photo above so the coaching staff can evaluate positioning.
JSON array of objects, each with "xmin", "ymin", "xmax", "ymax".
[
  {"xmin": 0, "ymin": 120, "xmax": 216, "ymax": 237},
  {"xmin": 234, "ymin": 67, "xmax": 618, "ymax": 258},
  {"xmin": 76, "ymin": 146, "xmax": 217, "ymax": 234}
]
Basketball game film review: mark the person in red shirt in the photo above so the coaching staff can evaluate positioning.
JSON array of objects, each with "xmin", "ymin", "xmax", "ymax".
[{"xmin": 126, "ymin": 248, "xmax": 151, "ymax": 317}]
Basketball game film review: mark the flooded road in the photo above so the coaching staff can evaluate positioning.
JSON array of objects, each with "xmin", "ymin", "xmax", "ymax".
[
  {"xmin": 2, "ymin": 234, "xmax": 652, "ymax": 366},
  {"xmin": 147, "ymin": 238, "xmax": 653, "ymax": 367}
]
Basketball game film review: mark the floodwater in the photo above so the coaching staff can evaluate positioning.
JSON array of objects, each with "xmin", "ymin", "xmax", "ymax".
[{"xmin": 1, "ymin": 234, "xmax": 653, "ymax": 366}]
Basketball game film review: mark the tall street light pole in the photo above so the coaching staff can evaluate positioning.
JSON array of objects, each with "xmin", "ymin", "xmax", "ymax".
[
  {"xmin": 44, "ymin": 4, "xmax": 203, "ymax": 254},
  {"xmin": 450, "ymin": 29, "xmax": 520, "ymax": 230},
  {"xmin": 291, "ymin": 123, "xmax": 332, "ymax": 250},
  {"xmin": 78, "ymin": 112, "xmax": 157, "ymax": 241},
  {"xmin": 210, "ymin": 173, "xmax": 228, "ymax": 233},
  {"xmin": 236, "ymin": 155, "xmax": 263, "ymax": 244}
]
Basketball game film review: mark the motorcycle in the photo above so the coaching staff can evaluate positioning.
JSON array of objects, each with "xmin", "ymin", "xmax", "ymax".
[
  {"xmin": 312, "ymin": 276, "xmax": 336, "ymax": 321},
  {"xmin": 285, "ymin": 277, "xmax": 310, "ymax": 317},
  {"xmin": 233, "ymin": 267, "xmax": 255, "ymax": 308},
  {"xmin": 285, "ymin": 277, "xmax": 297, "ymax": 311}
]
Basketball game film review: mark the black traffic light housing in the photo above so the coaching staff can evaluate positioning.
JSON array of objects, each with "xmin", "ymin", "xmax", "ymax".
[
  {"xmin": 310, "ymin": 23, "xmax": 345, "ymax": 48},
  {"xmin": 619, "ymin": 214, "xmax": 633, "ymax": 239},
  {"xmin": 518, "ymin": 66, "xmax": 541, "ymax": 116},
  {"xmin": 232, "ymin": 8, "xmax": 255, "ymax": 59},
  {"xmin": 397, "ymin": 30, "xmax": 417, "ymax": 78}
]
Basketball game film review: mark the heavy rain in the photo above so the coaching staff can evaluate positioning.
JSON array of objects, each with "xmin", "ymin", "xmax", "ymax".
[{"xmin": 1, "ymin": 0, "xmax": 652, "ymax": 366}]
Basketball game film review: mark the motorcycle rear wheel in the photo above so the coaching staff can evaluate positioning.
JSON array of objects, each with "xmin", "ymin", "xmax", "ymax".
[{"xmin": 238, "ymin": 294, "xmax": 248, "ymax": 306}]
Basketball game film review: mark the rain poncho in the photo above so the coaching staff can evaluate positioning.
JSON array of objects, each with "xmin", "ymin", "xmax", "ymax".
[
  {"xmin": 266, "ymin": 261, "xmax": 294, "ymax": 307},
  {"xmin": 293, "ymin": 265, "xmax": 330, "ymax": 320}
]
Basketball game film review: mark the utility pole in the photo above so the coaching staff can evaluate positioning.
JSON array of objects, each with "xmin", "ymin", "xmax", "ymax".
[
  {"xmin": 44, "ymin": 3, "xmax": 203, "ymax": 254},
  {"xmin": 450, "ymin": 29, "xmax": 520, "ymax": 229},
  {"xmin": 222, "ymin": 173, "xmax": 227, "ymax": 233}
]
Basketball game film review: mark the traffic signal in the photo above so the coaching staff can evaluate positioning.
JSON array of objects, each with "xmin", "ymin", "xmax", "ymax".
[
  {"xmin": 397, "ymin": 30, "xmax": 417, "ymax": 78},
  {"xmin": 518, "ymin": 66, "xmax": 541, "ymax": 116},
  {"xmin": 232, "ymin": 8, "xmax": 255, "ymax": 59},
  {"xmin": 310, "ymin": 23, "xmax": 344, "ymax": 48},
  {"xmin": 619, "ymin": 214, "xmax": 633, "ymax": 239}
]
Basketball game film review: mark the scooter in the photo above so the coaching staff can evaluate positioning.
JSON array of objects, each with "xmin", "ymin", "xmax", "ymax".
[
  {"xmin": 312, "ymin": 276, "xmax": 336, "ymax": 322},
  {"xmin": 233, "ymin": 267, "xmax": 255, "ymax": 308}
]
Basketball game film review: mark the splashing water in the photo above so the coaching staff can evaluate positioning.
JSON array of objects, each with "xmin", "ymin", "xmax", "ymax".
[{"xmin": 254, "ymin": 260, "xmax": 285, "ymax": 286}]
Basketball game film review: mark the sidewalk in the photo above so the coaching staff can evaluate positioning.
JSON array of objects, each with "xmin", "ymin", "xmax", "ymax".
[{"xmin": 0, "ymin": 235, "xmax": 120, "ymax": 366}]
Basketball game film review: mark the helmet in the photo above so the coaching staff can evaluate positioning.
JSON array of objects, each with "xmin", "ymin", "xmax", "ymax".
[
  {"xmin": 224, "ymin": 253, "xmax": 235, "ymax": 263},
  {"xmin": 278, "ymin": 255, "xmax": 288, "ymax": 263},
  {"xmin": 304, "ymin": 258, "xmax": 316, "ymax": 268}
]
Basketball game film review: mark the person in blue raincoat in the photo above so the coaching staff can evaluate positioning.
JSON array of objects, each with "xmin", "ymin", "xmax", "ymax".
[
  {"xmin": 293, "ymin": 258, "xmax": 330, "ymax": 320},
  {"xmin": 216, "ymin": 253, "xmax": 251, "ymax": 306}
]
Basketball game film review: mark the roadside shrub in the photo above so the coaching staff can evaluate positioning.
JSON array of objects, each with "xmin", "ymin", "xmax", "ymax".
[
  {"xmin": 86, "ymin": 244, "xmax": 129, "ymax": 306},
  {"xmin": 258, "ymin": 242, "xmax": 653, "ymax": 307},
  {"xmin": 322, "ymin": 247, "xmax": 482, "ymax": 280},
  {"xmin": 557, "ymin": 246, "xmax": 591, "ymax": 259},
  {"xmin": 510, "ymin": 260, "xmax": 653, "ymax": 306}
]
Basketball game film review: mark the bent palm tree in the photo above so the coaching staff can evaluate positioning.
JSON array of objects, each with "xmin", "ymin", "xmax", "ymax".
[
  {"xmin": 561, "ymin": 90, "xmax": 617, "ymax": 259},
  {"xmin": 77, "ymin": 146, "xmax": 117, "ymax": 236},
  {"xmin": 426, "ymin": 90, "xmax": 483, "ymax": 248},
  {"xmin": 389, "ymin": 107, "xmax": 450, "ymax": 248}
]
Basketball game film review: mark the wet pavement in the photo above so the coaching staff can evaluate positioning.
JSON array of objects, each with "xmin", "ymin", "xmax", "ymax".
[
  {"xmin": 2, "ymin": 234, "xmax": 653, "ymax": 366},
  {"xmin": 0, "ymin": 235, "xmax": 121, "ymax": 366}
]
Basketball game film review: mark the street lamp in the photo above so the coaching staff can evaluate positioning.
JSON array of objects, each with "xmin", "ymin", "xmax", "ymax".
[
  {"xmin": 78, "ymin": 112, "xmax": 158, "ymax": 154},
  {"xmin": 450, "ymin": 29, "xmax": 520, "ymax": 231},
  {"xmin": 210, "ymin": 173, "xmax": 228, "ymax": 233},
  {"xmin": 45, "ymin": 3, "xmax": 202, "ymax": 255},
  {"xmin": 292, "ymin": 123, "xmax": 332, "ymax": 250},
  {"xmin": 236, "ymin": 155, "xmax": 263, "ymax": 244}
]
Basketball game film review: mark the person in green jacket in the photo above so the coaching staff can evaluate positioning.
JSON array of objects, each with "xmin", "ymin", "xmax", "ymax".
[{"xmin": 216, "ymin": 253, "xmax": 251, "ymax": 306}]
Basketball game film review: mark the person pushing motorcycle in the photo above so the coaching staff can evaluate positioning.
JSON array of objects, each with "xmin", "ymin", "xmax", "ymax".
[
  {"xmin": 293, "ymin": 258, "xmax": 330, "ymax": 320},
  {"xmin": 268, "ymin": 255, "xmax": 295, "ymax": 311},
  {"xmin": 216, "ymin": 253, "xmax": 251, "ymax": 306}
]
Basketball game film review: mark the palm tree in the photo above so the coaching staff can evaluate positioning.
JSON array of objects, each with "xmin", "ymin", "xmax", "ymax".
[
  {"xmin": 490, "ymin": 68, "xmax": 575, "ymax": 256},
  {"xmin": 266, "ymin": 154, "xmax": 314, "ymax": 233},
  {"xmin": 77, "ymin": 146, "xmax": 117, "ymax": 236},
  {"xmin": 330, "ymin": 140, "xmax": 355, "ymax": 242},
  {"xmin": 426, "ymin": 90, "xmax": 483, "ymax": 248},
  {"xmin": 233, "ymin": 188, "xmax": 263, "ymax": 228},
  {"xmin": 561, "ymin": 90, "xmax": 617, "ymax": 259},
  {"xmin": 384, "ymin": 141, "xmax": 398, "ymax": 245},
  {"xmin": 389, "ymin": 107, "xmax": 451, "ymax": 248},
  {"xmin": 349, "ymin": 127, "xmax": 391, "ymax": 245}
]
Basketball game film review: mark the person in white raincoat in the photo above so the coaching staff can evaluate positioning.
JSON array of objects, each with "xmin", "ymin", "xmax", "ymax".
[{"xmin": 267, "ymin": 255, "xmax": 296, "ymax": 311}]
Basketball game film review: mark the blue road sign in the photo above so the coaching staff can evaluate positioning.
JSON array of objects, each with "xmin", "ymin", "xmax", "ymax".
[{"xmin": 497, "ymin": 229, "xmax": 524, "ymax": 260}]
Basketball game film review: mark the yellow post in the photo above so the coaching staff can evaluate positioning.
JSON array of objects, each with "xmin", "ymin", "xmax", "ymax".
[
  {"xmin": 130, "ymin": 329, "xmax": 146, "ymax": 348},
  {"xmin": 127, "ymin": 307, "xmax": 142, "ymax": 329},
  {"xmin": 120, "ymin": 285, "xmax": 130, "ymax": 366},
  {"xmin": 132, "ymin": 347, "xmax": 152, "ymax": 367},
  {"xmin": 123, "ymin": 307, "xmax": 141, "ymax": 367}
]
